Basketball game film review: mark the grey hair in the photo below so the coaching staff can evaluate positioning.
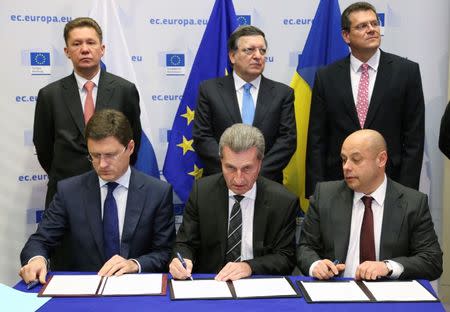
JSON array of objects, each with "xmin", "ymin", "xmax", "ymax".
[{"xmin": 219, "ymin": 124, "xmax": 265, "ymax": 160}]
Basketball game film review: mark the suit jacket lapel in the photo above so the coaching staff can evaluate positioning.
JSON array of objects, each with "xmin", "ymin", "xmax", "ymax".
[
  {"xmin": 365, "ymin": 50, "xmax": 392, "ymax": 128},
  {"xmin": 379, "ymin": 179, "xmax": 405, "ymax": 259},
  {"xmin": 219, "ymin": 75, "xmax": 242, "ymax": 123},
  {"xmin": 121, "ymin": 169, "xmax": 145, "ymax": 259},
  {"xmin": 214, "ymin": 176, "xmax": 231, "ymax": 264},
  {"xmin": 338, "ymin": 58, "xmax": 361, "ymax": 128},
  {"xmin": 83, "ymin": 172, "xmax": 104, "ymax": 260},
  {"xmin": 96, "ymin": 70, "xmax": 114, "ymax": 110},
  {"xmin": 332, "ymin": 183, "xmax": 354, "ymax": 262},
  {"xmin": 62, "ymin": 73, "xmax": 85, "ymax": 135},
  {"xmin": 253, "ymin": 76, "xmax": 272, "ymax": 126},
  {"xmin": 252, "ymin": 178, "xmax": 268, "ymax": 255}
]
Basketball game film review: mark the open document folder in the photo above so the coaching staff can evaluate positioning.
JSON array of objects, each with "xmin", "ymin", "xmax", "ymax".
[
  {"xmin": 39, "ymin": 274, "xmax": 167, "ymax": 297},
  {"xmin": 298, "ymin": 279, "xmax": 439, "ymax": 303},
  {"xmin": 169, "ymin": 277, "xmax": 301, "ymax": 300}
]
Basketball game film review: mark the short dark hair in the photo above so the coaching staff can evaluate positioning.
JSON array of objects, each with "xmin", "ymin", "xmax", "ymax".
[
  {"xmin": 341, "ymin": 2, "xmax": 378, "ymax": 32},
  {"xmin": 227, "ymin": 25, "xmax": 267, "ymax": 51},
  {"xmin": 85, "ymin": 109, "xmax": 132, "ymax": 146},
  {"xmin": 64, "ymin": 17, "xmax": 103, "ymax": 45}
]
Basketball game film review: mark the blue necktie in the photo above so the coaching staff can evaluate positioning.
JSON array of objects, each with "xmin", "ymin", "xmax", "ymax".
[
  {"xmin": 241, "ymin": 83, "xmax": 255, "ymax": 125},
  {"xmin": 103, "ymin": 182, "xmax": 120, "ymax": 260}
]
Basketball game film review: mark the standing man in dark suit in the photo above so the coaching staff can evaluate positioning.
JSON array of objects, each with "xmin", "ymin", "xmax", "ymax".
[
  {"xmin": 298, "ymin": 130, "xmax": 442, "ymax": 281},
  {"xmin": 306, "ymin": 2, "xmax": 424, "ymax": 198},
  {"xmin": 33, "ymin": 17, "xmax": 141, "ymax": 208},
  {"xmin": 20, "ymin": 109, "xmax": 174, "ymax": 286},
  {"xmin": 193, "ymin": 25, "xmax": 296, "ymax": 184},
  {"xmin": 170, "ymin": 124, "xmax": 298, "ymax": 281}
]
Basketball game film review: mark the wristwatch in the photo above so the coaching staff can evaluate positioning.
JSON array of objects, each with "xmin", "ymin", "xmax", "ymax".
[{"xmin": 383, "ymin": 260, "xmax": 393, "ymax": 277}]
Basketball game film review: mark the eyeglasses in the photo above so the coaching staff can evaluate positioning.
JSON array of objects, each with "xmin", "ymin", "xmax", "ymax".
[
  {"xmin": 240, "ymin": 47, "xmax": 267, "ymax": 56},
  {"xmin": 352, "ymin": 20, "xmax": 380, "ymax": 32},
  {"xmin": 87, "ymin": 144, "xmax": 128, "ymax": 163}
]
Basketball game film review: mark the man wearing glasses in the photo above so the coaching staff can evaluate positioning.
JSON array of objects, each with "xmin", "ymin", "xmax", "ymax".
[
  {"xmin": 306, "ymin": 2, "xmax": 425, "ymax": 198},
  {"xmin": 193, "ymin": 25, "xmax": 296, "ymax": 184},
  {"xmin": 19, "ymin": 109, "xmax": 175, "ymax": 286}
]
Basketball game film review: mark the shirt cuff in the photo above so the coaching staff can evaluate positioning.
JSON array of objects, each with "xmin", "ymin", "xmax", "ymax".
[
  {"xmin": 385, "ymin": 260, "xmax": 404, "ymax": 279},
  {"xmin": 130, "ymin": 259, "xmax": 142, "ymax": 273},
  {"xmin": 309, "ymin": 260, "xmax": 322, "ymax": 277}
]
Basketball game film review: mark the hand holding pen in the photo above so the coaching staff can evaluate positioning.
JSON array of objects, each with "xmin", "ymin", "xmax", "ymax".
[{"xmin": 174, "ymin": 252, "xmax": 193, "ymax": 280}]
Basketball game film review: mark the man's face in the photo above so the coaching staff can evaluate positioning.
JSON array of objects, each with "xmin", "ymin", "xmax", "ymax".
[
  {"xmin": 221, "ymin": 146, "xmax": 262, "ymax": 195},
  {"xmin": 340, "ymin": 137, "xmax": 385, "ymax": 194},
  {"xmin": 229, "ymin": 35, "xmax": 266, "ymax": 82},
  {"xmin": 342, "ymin": 10, "xmax": 381, "ymax": 56},
  {"xmin": 64, "ymin": 26, "xmax": 104, "ymax": 78},
  {"xmin": 87, "ymin": 136, "xmax": 134, "ymax": 182}
]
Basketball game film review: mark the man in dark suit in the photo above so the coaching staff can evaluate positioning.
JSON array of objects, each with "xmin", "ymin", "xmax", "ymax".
[
  {"xmin": 298, "ymin": 130, "xmax": 442, "ymax": 281},
  {"xmin": 170, "ymin": 124, "xmax": 298, "ymax": 281},
  {"xmin": 33, "ymin": 17, "xmax": 141, "ymax": 208},
  {"xmin": 20, "ymin": 110, "xmax": 174, "ymax": 286},
  {"xmin": 306, "ymin": 2, "xmax": 424, "ymax": 198},
  {"xmin": 193, "ymin": 25, "xmax": 296, "ymax": 184},
  {"xmin": 439, "ymin": 101, "xmax": 450, "ymax": 158}
]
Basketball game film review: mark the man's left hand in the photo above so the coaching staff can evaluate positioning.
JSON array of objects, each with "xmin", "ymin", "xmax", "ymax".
[
  {"xmin": 98, "ymin": 255, "xmax": 139, "ymax": 277},
  {"xmin": 215, "ymin": 262, "xmax": 252, "ymax": 281},
  {"xmin": 355, "ymin": 261, "xmax": 390, "ymax": 280}
]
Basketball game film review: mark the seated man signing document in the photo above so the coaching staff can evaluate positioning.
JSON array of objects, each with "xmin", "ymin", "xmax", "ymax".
[
  {"xmin": 170, "ymin": 124, "xmax": 299, "ymax": 281},
  {"xmin": 19, "ymin": 109, "xmax": 175, "ymax": 285}
]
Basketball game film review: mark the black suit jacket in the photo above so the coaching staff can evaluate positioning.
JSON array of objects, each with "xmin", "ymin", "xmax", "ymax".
[
  {"xmin": 439, "ymin": 101, "xmax": 450, "ymax": 158},
  {"xmin": 173, "ymin": 174, "xmax": 298, "ymax": 275},
  {"xmin": 306, "ymin": 51, "xmax": 425, "ymax": 197},
  {"xmin": 33, "ymin": 70, "xmax": 142, "ymax": 206},
  {"xmin": 193, "ymin": 75, "xmax": 296, "ymax": 183},
  {"xmin": 20, "ymin": 168, "xmax": 175, "ymax": 272},
  {"xmin": 297, "ymin": 179, "xmax": 442, "ymax": 280}
]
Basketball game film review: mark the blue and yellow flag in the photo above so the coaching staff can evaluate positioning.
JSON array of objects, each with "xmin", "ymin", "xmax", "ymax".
[
  {"xmin": 283, "ymin": 0, "xmax": 349, "ymax": 211},
  {"xmin": 163, "ymin": 0, "xmax": 238, "ymax": 202}
]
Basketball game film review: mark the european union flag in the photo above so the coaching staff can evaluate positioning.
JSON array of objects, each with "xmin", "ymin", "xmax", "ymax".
[
  {"xmin": 30, "ymin": 52, "xmax": 50, "ymax": 66},
  {"xmin": 166, "ymin": 54, "xmax": 185, "ymax": 67},
  {"xmin": 163, "ymin": 0, "xmax": 238, "ymax": 202},
  {"xmin": 236, "ymin": 15, "xmax": 251, "ymax": 26},
  {"xmin": 378, "ymin": 13, "xmax": 385, "ymax": 27}
]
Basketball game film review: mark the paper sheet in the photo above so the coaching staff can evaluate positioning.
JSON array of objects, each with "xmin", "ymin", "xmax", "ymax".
[
  {"xmin": 170, "ymin": 279, "xmax": 233, "ymax": 299},
  {"xmin": 363, "ymin": 280, "xmax": 437, "ymax": 301},
  {"xmin": 42, "ymin": 275, "xmax": 102, "ymax": 296},
  {"xmin": 300, "ymin": 280, "xmax": 370, "ymax": 302},
  {"xmin": 233, "ymin": 277, "xmax": 297, "ymax": 298},
  {"xmin": 102, "ymin": 274, "xmax": 163, "ymax": 295},
  {"xmin": 1, "ymin": 283, "xmax": 51, "ymax": 311}
]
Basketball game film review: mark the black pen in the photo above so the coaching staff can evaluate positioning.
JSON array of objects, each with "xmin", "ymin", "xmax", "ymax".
[
  {"xmin": 26, "ymin": 279, "xmax": 40, "ymax": 290},
  {"xmin": 176, "ymin": 252, "xmax": 193, "ymax": 280}
]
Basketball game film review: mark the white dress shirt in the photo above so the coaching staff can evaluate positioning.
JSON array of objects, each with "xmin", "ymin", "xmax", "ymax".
[
  {"xmin": 74, "ymin": 70, "xmax": 101, "ymax": 113},
  {"xmin": 228, "ymin": 183, "xmax": 257, "ymax": 261},
  {"xmin": 233, "ymin": 71, "xmax": 261, "ymax": 115},
  {"xmin": 350, "ymin": 49, "xmax": 380, "ymax": 107}
]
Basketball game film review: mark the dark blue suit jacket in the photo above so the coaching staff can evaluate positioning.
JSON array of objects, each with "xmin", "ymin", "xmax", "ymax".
[{"xmin": 20, "ymin": 168, "xmax": 175, "ymax": 272}]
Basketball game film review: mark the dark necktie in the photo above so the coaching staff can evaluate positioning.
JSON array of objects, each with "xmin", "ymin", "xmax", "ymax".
[
  {"xmin": 226, "ymin": 195, "xmax": 244, "ymax": 263},
  {"xmin": 360, "ymin": 196, "xmax": 375, "ymax": 263},
  {"xmin": 103, "ymin": 182, "xmax": 120, "ymax": 260}
]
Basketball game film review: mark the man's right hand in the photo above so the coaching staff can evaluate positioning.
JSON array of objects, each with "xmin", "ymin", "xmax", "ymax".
[
  {"xmin": 311, "ymin": 259, "xmax": 345, "ymax": 280},
  {"xmin": 169, "ymin": 257, "xmax": 193, "ymax": 280},
  {"xmin": 19, "ymin": 256, "xmax": 47, "ymax": 285}
]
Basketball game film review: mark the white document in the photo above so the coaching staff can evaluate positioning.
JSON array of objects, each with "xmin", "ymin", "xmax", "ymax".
[
  {"xmin": 102, "ymin": 274, "xmax": 163, "ymax": 296},
  {"xmin": 42, "ymin": 275, "xmax": 102, "ymax": 296},
  {"xmin": 300, "ymin": 280, "xmax": 370, "ymax": 302},
  {"xmin": 170, "ymin": 279, "xmax": 233, "ymax": 299},
  {"xmin": 233, "ymin": 277, "xmax": 297, "ymax": 298},
  {"xmin": 363, "ymin": 280, "xmax": 437, "ymax": 301}
]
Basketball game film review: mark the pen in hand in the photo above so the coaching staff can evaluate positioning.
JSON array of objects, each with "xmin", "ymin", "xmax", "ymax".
[
  {"xmin": 26, "ymin": 279, "xmax": 40, "ymax": 290},
  {"xmin": 176, "ymin": 252, "xmax": 193, "ymax": 280}
]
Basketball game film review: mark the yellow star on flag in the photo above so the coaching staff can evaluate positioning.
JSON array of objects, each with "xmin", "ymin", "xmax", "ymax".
[
  {"xmin": 188, "ymin": 164, "xmax": 204, "ymax": 180},
  {"xmin": 181, "ymin": 106, "xmax": 195, "ymax": 126},
  {"xmin": 177, "ymin": 136, "xmax": 195, "ymax": 155}
]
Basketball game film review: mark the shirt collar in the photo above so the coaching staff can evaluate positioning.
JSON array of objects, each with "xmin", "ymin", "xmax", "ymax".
[
  {"xmin": 98, "ymin": 166, "xmax": 131, "ymax": 190},
  {"xmin": 228, "ymin": 180, "xmax": 257, "ymax": 201},
  {"xmin": 74, "ymin": 69, "xmax": 101, "ymax": 91},
  {"xmin": 233, "ymin": 71, "xmax": 261, "ymax": 91},
  {"xmin": 350, "ymin": 48, "xmax": 380, "ymax": 73},
  {"xmin": 353, "ymin": 173, "xmax": 387, "ymax": 207}
]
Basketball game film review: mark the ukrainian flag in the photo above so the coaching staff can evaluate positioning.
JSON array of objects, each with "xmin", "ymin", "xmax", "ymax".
[{"xmin": 283, "ymin": 0, "xmax": 348, "ymax": 211}]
